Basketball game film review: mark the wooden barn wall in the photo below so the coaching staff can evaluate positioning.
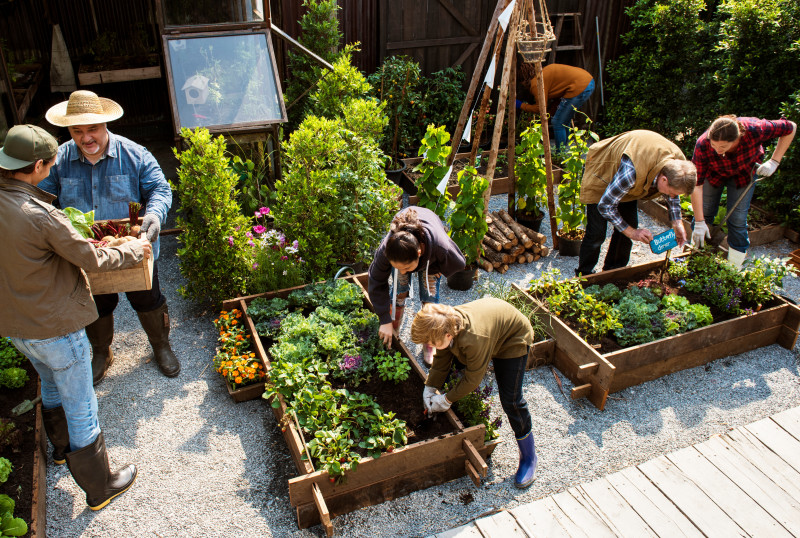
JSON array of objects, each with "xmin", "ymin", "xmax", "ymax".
[{"xmin": 0, "ymin": 0, "xmax": 50, "ymax": 64}]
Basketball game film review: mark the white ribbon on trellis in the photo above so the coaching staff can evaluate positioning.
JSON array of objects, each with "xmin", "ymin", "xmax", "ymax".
[
  {"xmin": 498, "ymin": 0, "xmax": 516, "ymax": 32},
  {"xmin": 436, "ymin": 164, "xmax": 455, "ymax": 194}
]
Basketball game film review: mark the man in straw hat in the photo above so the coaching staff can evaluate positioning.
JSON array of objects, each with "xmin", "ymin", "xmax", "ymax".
[
  {"xmin": 1, "ymin": 124, "xmax": 148, "ymax": 510},
  {"xmin": 40, "ymin": 90, "xmax": 180, "ymax": 383}
]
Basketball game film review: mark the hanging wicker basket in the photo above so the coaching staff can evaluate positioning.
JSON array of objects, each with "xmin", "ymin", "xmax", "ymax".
[{"xmin": 516, "ymin": 19, "xmax": 556, "ymax": 63}]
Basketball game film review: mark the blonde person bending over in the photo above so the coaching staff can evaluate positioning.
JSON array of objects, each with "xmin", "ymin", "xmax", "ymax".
[{"xmin": 411, "ymin": 299, "xmax": 537, "ymax": 488}]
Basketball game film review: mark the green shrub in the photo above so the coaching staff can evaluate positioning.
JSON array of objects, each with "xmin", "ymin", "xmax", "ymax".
[
  {"xmin": 448, "ymin": 166, "xmax": 489, "ymax": 265},
  {"xmin": 515, "ymin": 119, "xmax": 548, "ymax": 218},
  {"xmin": 0, "ymin": 338, "xmax": 23, "ymax": 370},
  {"xmin": 173, "ymin": 128, "xmax": 253, "ymax": 304},
  {"xmin": 275, "ymin": 114, "xmax": 400, "ymax": 278},
  {"xmin": 412, "ymin": 125, "xmax": 453, "ymax": 220},
  {"xmin": 0, "ymin": 368, "xmax": 28, "ymax": 389},
  {"xmin": 309, "ymin": 46, "xmax": 374, "ymax": 121},
  {"xmin": 418, "ymin": 66, "xmax": 466, "ymax": 134}
]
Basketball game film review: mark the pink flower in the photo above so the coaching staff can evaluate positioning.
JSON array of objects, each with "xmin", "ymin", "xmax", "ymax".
[
  {"xmin": 253, "ymin": 225, "xmax": 266, "ymax": 234},
  {"xmin": 227, "ymin": 236, "xmax": 234, "ymax": 246},
  {"xmin": 252, "ymin": 262, "xmax": 259, "ymax": 269},
  {"xmin": 292, "ymin": 240, "xmax": 299, "ymax": 249},
  {"xmin": 248, "ymin": 240, "xmax": 255, "ymax": 247},
  {"xmin": 259, "ymin": 207, "xmax": 270, "ymax": 216},
  {"xmin": 281, "ymin": 255, "xmax": 288, "ymax": 261},
  {"xmin": 245, "ymin": 231, "xmax": 253, "ymax": 238}
]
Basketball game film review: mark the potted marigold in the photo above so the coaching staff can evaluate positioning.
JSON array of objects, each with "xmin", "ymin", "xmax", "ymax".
[{"xmin": 212, "ymin": 309, "xmax": 267, "ymax": 402}]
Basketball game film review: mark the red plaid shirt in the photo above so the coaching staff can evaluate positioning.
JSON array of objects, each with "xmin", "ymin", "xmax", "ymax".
[{"xmin": 692, "ymin": 117, "xmax": 794, "ymax": 187}]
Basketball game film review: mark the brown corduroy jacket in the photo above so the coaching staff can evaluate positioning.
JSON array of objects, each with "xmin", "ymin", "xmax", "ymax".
[{"xmin": 0, "ymin": 177, "xmax": 144, "ymax": 339}]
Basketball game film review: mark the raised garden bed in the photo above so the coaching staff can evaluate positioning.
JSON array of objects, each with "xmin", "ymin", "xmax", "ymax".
[
  {"xmin": 221, "ymin": 274, "xmax": 499, "ymax": 535},
  {"xmin": 514, "ymin": 258, "xmax": 800, "ymax": 410},
  {"xmin": 0, "ymin": 359, "xmax": 46, "ymax": 537},
  {"xmin": 639, "ymin": 197, "xmax": 791, "ymax": 248}
]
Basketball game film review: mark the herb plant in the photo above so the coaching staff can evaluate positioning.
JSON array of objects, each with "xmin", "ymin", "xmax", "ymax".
[
  {"xmin": 443, "ymin": 373, "xmax": 500, "ymax": 442},
  {"xmin": 514, "ymin": 120, "xmax": 548, "ymax": 218},
  {"xmin": 412, "ymin": 125, "xmax": 453, "ymax": 220},
  {"xmin": 0, "ymin": 368, "xmax": 28, "ymax": 389},
  {"xmin": 0, "ymin": 492, "xmax": 28, "ymax": 537},
  {"xmin": 375, "ymin": 351, "xmax": 411, "ymax": 383},
  {"xmin": 448, "ymin": 166, "xmax": 489, "ymax": 265},
  {"xmin": 0, "ymin": 339, "xmax": 23, "ymax": 370},
  {"xmin": 555, "ymin": 116, "xmax": 597, "ymax": 239}
]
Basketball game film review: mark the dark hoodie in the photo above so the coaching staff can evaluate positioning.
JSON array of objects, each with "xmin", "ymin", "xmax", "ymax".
[{"xmin": 368, "ymin": 206, "xmax": 465, "ymax": 325}]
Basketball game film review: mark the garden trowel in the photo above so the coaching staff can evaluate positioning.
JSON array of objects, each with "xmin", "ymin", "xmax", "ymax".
[{"xmin": 11, "ymin": 395, "xmax": 41, "ymax": 416}]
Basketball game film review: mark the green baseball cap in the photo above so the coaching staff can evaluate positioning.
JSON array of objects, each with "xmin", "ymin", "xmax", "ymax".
[{"xmin": 0, "ymin": 124, "xmax": 59, "ymax": 170}]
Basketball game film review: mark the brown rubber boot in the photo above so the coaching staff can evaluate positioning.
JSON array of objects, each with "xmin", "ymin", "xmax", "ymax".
[
  {"xmin": 65, "ymin": 432, "xmax": 137, "ymax": 510},
  {"xmin": 391, "ymin": 305, "xmax": 405, "ymax": 330},
  {"xmin": 85, "ymin": 315, "xmax": 114, "ymax": 386},
  {"xmin": 41, "ymin": 406, "xmax": 70, "ymax": 465},
  {"xmin": 137, "ymin": 303, "xmax": 181, "ymax": 377}
]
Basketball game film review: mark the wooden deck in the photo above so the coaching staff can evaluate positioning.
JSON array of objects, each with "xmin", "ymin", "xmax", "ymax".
[{"xmin": 434, "ymin": 406, "xmax": 800, "ymax": 537}]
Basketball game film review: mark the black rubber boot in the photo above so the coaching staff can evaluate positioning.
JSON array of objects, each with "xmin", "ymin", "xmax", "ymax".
[
  {"xmin": 41, "ymin": 406, "xmax": 70, "ymax": 465},
  {"xmin": 65, "ymin": 432, "xmax": 137, "ymax": 510},
  {"xmin": 85, "ymin": 315, "xmax": 114, "ymax": 386},
  {"xmin": 137, "ymin": 303, "xmax": 181, "ymax": 377}
]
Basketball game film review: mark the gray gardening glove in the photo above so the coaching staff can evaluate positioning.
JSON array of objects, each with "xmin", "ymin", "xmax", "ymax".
[
  {"xmin": 140, "ymin": 213, "xmax": 161, "ymax": 243},
  {"xmin": 429, "ymin": 393, "xmax": 452, "ymax": 413},
  {"xmin": 755, "ymin": 159, "xmax": 778, "ymax": 177},
  {"xmin": 423, "ymin": 386, "xmax": 437, "ymax": 412},
  {"xmin": 692, "ymin": 221, "xmax": 710, "ymax": 248}
]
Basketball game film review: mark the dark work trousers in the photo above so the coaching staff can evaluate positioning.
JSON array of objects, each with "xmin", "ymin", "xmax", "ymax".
[
  {"xmin": 93, "ymin": 261, "xmax": 166, "ymax": 318},
  {"xmin": 577, "ymin": 200, "xmax": 639, "ymax": 276},
  {"xmin": 492, "ymin": 354, "xmax": 531, "ymax": 439}
]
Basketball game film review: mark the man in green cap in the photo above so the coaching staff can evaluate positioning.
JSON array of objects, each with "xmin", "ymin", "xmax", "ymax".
[{"xmin": 1, "ymin": 124, "xmax": 150, "ymax": 511}]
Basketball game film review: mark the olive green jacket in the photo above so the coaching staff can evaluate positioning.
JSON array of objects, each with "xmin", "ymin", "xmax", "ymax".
[{"xmin": 426, "ymin": 298, "xmax": 533, "ymax": 403}]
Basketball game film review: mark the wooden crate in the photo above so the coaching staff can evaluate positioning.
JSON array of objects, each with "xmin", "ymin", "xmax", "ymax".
[
  {"xmin": 222, "ymin": 274, "xmax": 500, "ymax": 535},
  {"xmin": 514, "ymin": 259, "xmax": 800, "ymax": 411},
  {"xmin": 638, "ymin": 198, "xmax": 693, "ymax": 237},
  {"xmin": 788, "ymin": 249, "xmax": 800, "ymax": 271},
  {"xmin": 86, "ymin": 254, "xmax": 153, "ymax": 295}
]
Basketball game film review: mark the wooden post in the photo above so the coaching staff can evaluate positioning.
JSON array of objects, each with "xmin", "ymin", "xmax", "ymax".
[
  {"xmin": 449, "ymin": 0, "xmax": 509, "ymax": 166},
  {"xmin": 535, "ymin": 62, "xmax": 558, "ymax": 249}
]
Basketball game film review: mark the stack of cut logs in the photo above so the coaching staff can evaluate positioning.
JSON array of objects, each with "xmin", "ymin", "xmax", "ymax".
[{"xmin": 477, "ymin": 210, "xmax": 550, "ymax": 274}]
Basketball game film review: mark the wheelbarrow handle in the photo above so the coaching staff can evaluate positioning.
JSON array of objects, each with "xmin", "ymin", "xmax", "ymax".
[{"xmin": 717, "ymin": 170, "xmax": 763, "ymax": 228}]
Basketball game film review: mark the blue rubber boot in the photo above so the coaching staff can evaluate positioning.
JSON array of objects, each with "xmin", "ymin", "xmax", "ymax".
[{"xmin": 515, "ymin": 432, "xmax": 537, "ymax": 488}]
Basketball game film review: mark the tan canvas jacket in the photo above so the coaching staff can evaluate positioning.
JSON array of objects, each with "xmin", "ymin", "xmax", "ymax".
[
  {"xmin": 426, "ymin": 298, "xmax": 534, "ymax": 403},
  {"xmin": 580, "ymin": 130, "xmax": 686, "ymax": 205},
  {"xmin": 0, "ymin": 177, "xmax": 144, "ymax": 339}
]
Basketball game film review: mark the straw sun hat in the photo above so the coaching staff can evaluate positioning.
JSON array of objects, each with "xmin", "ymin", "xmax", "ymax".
[{"xmin": 45, "ymin": 90, "xmax": 124, "ymax": 127}]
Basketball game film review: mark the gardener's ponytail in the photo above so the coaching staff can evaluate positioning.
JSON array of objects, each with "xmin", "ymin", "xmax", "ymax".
[{"xmin": 385, "ymin": 209, "xmax": 425, "ymax": 264}]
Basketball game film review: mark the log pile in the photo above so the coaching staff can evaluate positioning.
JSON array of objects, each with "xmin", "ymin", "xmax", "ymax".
[{"xmin": 477, "ymin": 210, "xmax": 550, "ymax": 274}]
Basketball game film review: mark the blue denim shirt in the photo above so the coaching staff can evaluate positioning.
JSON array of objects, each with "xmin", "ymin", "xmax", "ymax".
[{"xmin": 39, "ymin": 131, "xmax": 171, "ymax": 259}]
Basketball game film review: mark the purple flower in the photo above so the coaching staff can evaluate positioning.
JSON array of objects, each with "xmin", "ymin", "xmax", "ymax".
[
  {"xmin": 292, "ymin": 239, "xmax": 299, "ymax": 249},
  {"xmin": 227, "ymin": 236, "xmax": 235, "ymax": 246},
  {"xmin": 246, "ymin": 231, "xmax": 253, "ymax": 238},
  {"xmin": 253, "ymin": 225, "xmax": 266, "ymax": 235}
]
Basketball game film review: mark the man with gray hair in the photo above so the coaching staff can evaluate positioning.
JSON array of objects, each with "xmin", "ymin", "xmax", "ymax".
[{"xmin": 576, "ymin": 129, "xmax": 696, "ymax": 276}]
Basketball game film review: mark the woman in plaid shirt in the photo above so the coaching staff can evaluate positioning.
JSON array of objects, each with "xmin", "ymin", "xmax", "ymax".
[{"xmin": 690, "ymin": 115, "xmax": 796, "ymax": 267}]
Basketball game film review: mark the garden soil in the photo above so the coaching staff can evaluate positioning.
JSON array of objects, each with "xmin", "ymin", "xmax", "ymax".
[{"xmin": 43, "ymin": 135, "xmax": 800, "ymax": 537}]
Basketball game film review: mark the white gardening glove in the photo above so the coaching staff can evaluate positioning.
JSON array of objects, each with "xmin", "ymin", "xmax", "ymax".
[
  {"xmin": 423, "ymin": 386, "xmax": 437, "ymax": 412},
  {"xmin": 140, "ymin": 213, "xmax": 161, "ymax": 243},
  {"xmin": 755, "ymin": 159, "xmax": 778, "ymax": 177},
  {"xmin": 429, "ymin": 393, "xmax": 452, "ymax": 413},
  {"xmin": 692, "ymin": 220, "xmax": 710, "ymax": 248}
]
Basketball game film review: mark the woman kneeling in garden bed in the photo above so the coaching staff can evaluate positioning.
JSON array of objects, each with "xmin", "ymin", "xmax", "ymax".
[{"xmin": 411, "ymin": 298, "xmax": 537, "ymax": 489}]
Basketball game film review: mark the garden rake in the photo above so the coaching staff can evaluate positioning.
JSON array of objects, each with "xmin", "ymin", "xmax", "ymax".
[{"xmin": 708, "ymin": 166, "xmax": 764, "ymax": 249}]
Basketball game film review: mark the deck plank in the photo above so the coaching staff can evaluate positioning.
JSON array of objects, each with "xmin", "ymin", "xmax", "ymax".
[
  {"xmin": 474, "ymin": 510, "xmax": 526, "ymax": 537},
  {"xmin": 770, "ymin": 406, "xmax": 800, "ymax": 442},
  {"xmin": 723, "ymin": 428, "xmax": 800, "ymax": 500},
  {"xmin": 666, "ymin": 446, "xmax": 790, "ymax": 537},
  {"xmin": 434, "ymin": 524, "xmax": 484, "ymax": 538},
  {"xmin": 550, "ymin": 488, "xmax": 617, "ymax": 537},
  {"xmin": 574, "ymin": 478, "xmax": 656, "ymax": 537},
  {"xmin": 510, "ymin": 499, "xmax": 572, "ymax": 537},
  {"xmin": 608, "ymin": 468, "xmax": 703, "ymax": 537},
  {"xmin": 744, "ymin": 418, "xmax": 800, "ymax": 474},
  {"xmin": 695, "ymin": 436, "xmax": 800, "ymax": 536},
  {"xmin": 542, "ymin": 496, "xmax": 591, "ymax": 538},
  {"xmin": 638, "ymin": 455, "xmax": 747, "ymax": 537}
]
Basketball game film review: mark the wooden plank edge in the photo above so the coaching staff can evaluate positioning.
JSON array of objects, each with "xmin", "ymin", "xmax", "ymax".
[{"xmin": 312, "ymin": 483, "xmax": 334, "ymax": 537}]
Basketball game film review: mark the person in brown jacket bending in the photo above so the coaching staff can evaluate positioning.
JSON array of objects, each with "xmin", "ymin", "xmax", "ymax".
[
  {"xmin": 411, "ymin": 298, "xmax": 537, "ymax": 488},
  {"xmin": 576, "ymin": 130, "xmax": 696, "ymax": 276},
  {"xmin": 516, "ymin": 63, "xmax": 595, "ymax": 150}
]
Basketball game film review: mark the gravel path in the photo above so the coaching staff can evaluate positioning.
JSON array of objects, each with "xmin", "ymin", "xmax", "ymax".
[{"xmin": 45, "ymin": 195, "xmax": 800, "ymax": 538}]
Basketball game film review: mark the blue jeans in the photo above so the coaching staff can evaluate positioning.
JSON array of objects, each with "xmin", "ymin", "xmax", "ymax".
[
  {"xmin": 577, "ymin": 200, "xmax": 638, "ymax": 276},
  {"xmin": 493, "ymin": 354, "xmax": 531, "ymax": 439},
  {"xmin": 396, "ymin": 270, "xmax": 441, "ymax": 304},
  {"xmin": 10, "ymin": 330, "xmax": 100, "ymax": 451},
  {"xmin": 552, "ymin": 79, "xmax": 595, "ymax": 150},
  {"xmin": 702, "ymin": 176, "xmax": 756, "ymax": 253}
]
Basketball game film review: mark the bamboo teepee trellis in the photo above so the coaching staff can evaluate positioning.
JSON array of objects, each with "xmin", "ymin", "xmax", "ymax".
[{"xmin": 448, "ymin": 0, "xmax": 560, "ymax": 249}]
